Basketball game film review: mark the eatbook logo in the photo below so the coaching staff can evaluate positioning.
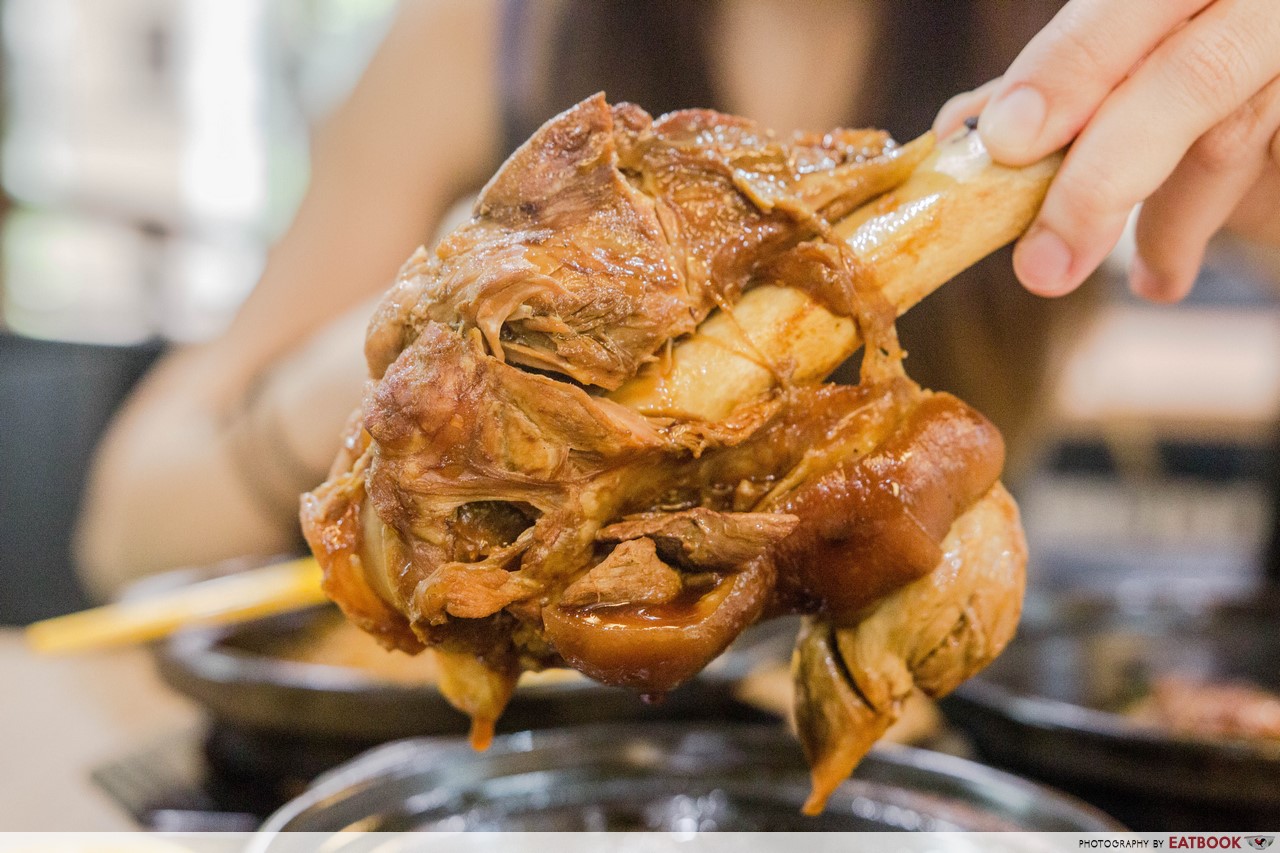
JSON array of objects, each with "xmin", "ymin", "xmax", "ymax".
[{"xmin": 1247, "ymin": 838, "xmax": 1274, "ymax": 851}]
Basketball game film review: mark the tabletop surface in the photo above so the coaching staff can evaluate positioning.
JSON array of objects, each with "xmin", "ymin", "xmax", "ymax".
[{"xmin": 0, "ymin": 629, "xmax": 199, "ymax": 831}]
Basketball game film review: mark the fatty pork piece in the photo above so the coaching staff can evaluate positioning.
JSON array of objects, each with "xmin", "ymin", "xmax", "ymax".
[{"xmin": 300, "ymin": 94, "xmax": 1028, "ymax": 813}]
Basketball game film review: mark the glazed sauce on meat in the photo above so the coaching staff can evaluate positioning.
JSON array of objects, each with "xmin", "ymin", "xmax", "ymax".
[
  {"xmin": 301, "ymin": 95, "xmax": 1034, "ymax": 815},
  {"xmin": 560, "ymin": 579, "xmax": 723, "ymax": 627}
]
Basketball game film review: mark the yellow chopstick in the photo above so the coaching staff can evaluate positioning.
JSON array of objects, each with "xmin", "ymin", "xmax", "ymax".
[{"xmin": 24, "ymin": 556, "xmax": 328, "ymax": 655}]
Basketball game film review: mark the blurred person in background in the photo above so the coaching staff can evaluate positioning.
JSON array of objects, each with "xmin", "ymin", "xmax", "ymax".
[{"xmin": 74, "ymin": 0, "xmax": 1280, "ymax": 596}]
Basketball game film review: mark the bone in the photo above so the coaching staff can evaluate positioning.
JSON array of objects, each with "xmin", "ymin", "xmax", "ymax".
[{"xmin": 609, "ymin": 129, "xmax": 1061, "ymax": 420}]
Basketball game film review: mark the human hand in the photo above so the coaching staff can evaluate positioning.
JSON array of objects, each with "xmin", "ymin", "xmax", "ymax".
[{"xmin": 934, "ymin": 0, "xmax": 1280, "ymax": 302}]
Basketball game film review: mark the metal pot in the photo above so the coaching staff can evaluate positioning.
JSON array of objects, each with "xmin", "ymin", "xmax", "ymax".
[{"xmin": 248, "ymin": 722, "xmax": 1121, "ymax": 844}]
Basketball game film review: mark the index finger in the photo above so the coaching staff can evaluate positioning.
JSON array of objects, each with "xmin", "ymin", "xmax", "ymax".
[{"xmin": 978, "ymin": 0, "xmax": 1211, "ymax": 165}]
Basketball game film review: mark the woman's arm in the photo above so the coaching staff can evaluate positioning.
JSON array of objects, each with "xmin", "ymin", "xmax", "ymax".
[{"xmin": 75, "ymin": 0, "xmax": 502, "ymax": 596}]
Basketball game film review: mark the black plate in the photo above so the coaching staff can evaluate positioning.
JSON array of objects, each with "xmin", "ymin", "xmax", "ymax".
[
  {"xmin": 156, "ymin": 605, "xmax": 794, "ymax": 743},
  {"xmin": 942, "ymin": 582, "xmax": 1280, "ymax": 829}
]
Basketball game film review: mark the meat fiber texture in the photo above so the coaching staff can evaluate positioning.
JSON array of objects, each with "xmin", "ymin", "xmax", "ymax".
[{"xmin": 301, "ymin": 94, "xmax": 1026, "ymax": 813}]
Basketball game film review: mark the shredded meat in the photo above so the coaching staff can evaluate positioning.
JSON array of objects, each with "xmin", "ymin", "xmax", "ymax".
[
  {"xmin": 598, "ymin": 509, "xmax": 800, "ymax": 571},
  {"xmin": 300, "ymin": 94, "xmax": 1027, "ymax": 812},
  {"xmin": 559, "ymin": 538, "xmax": 683, "ymax": 608},
  {"xmin": 363, "ymin": 98, "xmax": 925, "ymax": 388}
]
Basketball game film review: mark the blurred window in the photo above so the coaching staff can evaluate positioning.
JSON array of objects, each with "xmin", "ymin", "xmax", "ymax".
[{"xmin": 0, "ymin": 0, "xmax": 396, "ymax": 344}]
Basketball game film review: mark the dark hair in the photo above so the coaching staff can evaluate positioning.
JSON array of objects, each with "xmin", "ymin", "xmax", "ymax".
[
  {"xmin": 499, "ymin": 0, "xmax": 1088, "ymax": 477},
  {"xmin": 501, "ymin": 0, "xmax": 1064, "ymax": 144}
]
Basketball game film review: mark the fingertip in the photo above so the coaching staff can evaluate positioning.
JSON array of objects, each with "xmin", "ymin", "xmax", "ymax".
[
  {"xmin": 933, "ymin": 94, "xmax": 973, "ymax": 138},
  {"xmin": 978, "ymin": 85, "xmax": 1049, "ymax": 166},
  {"xmin": 1128, "ymin": 254, "xmax": 1194, "ymax": 303},
  {"xmin": 1013, "ymin": 225, "xmax": 1081, "ymax": 297},
  {"xmin": 934, "ymin": 81, "xmax": 999, "ymax": 138}
]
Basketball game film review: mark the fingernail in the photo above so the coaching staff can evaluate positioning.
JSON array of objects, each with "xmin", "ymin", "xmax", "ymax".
[
  {"xmin": 1015, "ymin": 226, "xmax": 1074, "ymax": 295},
  {"xmin": 979, "ymin": 85, "xmax": 1047, "ymax": 159},
  {"xmin": 932, "ymin": 95, "xmax": 966, "ymax": 136}
]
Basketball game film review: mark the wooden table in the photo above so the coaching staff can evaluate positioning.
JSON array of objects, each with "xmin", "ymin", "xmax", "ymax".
[{"xmin": 0, "ymin": 630, "xmax": 199, "ymax": 830}]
